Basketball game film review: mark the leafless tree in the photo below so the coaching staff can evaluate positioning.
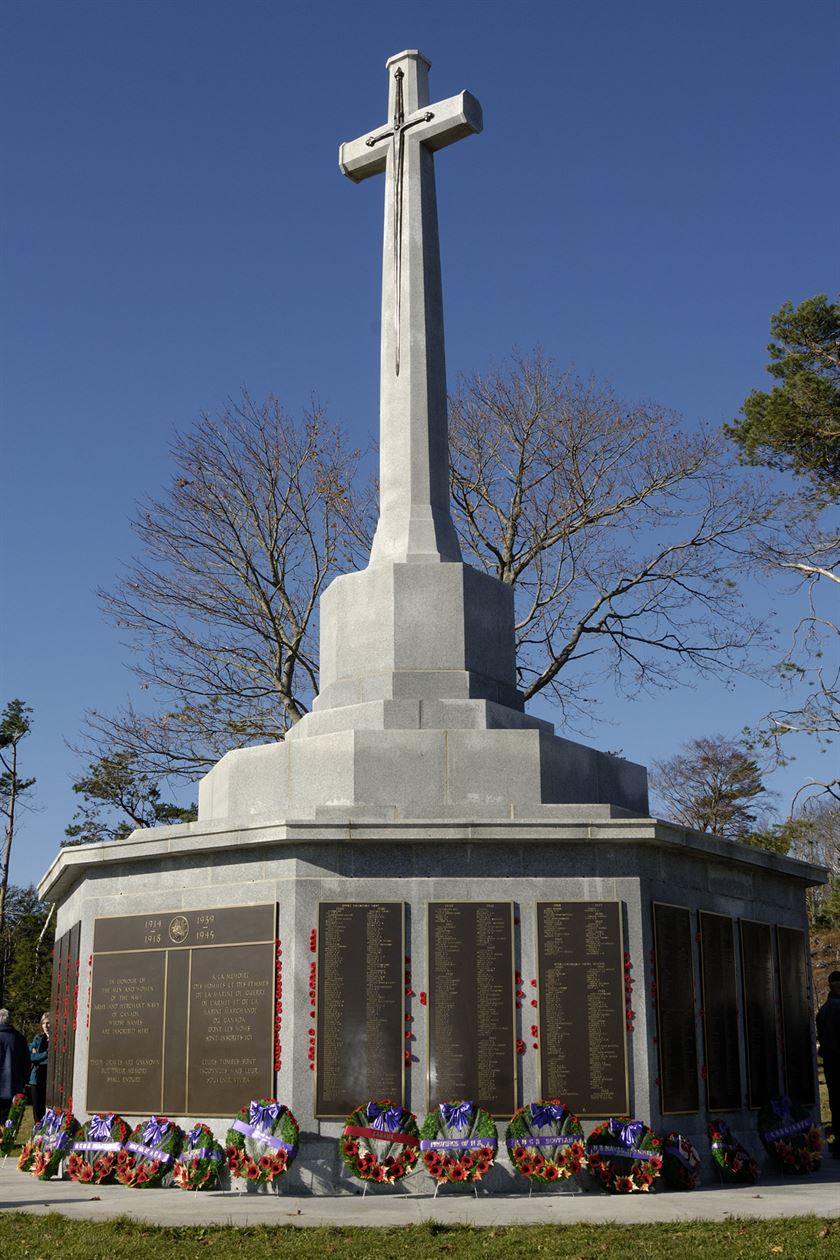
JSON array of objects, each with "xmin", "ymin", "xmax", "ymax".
[{"xmin": 649, "ymin": 735, "xmax": 773, "ymax": 839}]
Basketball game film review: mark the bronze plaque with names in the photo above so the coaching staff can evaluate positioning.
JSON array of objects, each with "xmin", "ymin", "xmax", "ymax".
[
  {"xmin": 315, "ymin": 902, "xmax": 405, "ymax": 1119},
  {"xmin": 777, "ymin": 926, "xmax": 815, "ymax": 1105},
  {"xmin": 87, "ymin": 904, "xmax": 276, "ymax": 1114},
  {"xmin": 652, "ymin": 903, "xmax": 700, "ymax": 1113},
  {"xmin": 537, "ymin": 901, "xmax": 628, "ymax": 1116},
  {"xmin": 46, "ymin": 922, "xmax": 81, "ymax": 1110},
  {"xmin": 699, "ymin": 911, "xmax": 742, "ymax": 1110},
  {"xmin": 739, "ymin": 918, "xmax": 780, "ymax": 1109},
  {"xmin": 427, "ymin": 902, "xmax": 516, "ymax": 1116}
]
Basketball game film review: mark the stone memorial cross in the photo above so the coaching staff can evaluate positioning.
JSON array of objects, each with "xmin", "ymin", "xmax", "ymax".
[{"xmin": 339, "ymin": 50, "xmax": 482, "ymax": 568}]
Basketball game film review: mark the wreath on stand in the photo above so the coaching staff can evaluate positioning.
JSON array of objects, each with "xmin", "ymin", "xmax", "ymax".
[
  {"xmin": 506, "ymin": 1100, "xmax": 586, "ymax": 1184},
  {"xmin": 116, "ymin": 1115, "xmax": 183, "ymax": 1187},
  {"xmin": 708, "ymin": 1119, "xmax": 761, "ymax": 1184},
  {"xmin": 0, "ymin": 1093, "xmax": 27, "ymax": 1156},
  {"xmin": 226, "ymin": 1099, "xmax": 299, "ymax": 1186},
  {"xmin": 758, "ymin": 1097, "xmax": 822, "ymax": 1174},
  {"xmin": 17, "ymin": 1107, "xmax": 79, "ymax": 1180},
  {"xmin": 662, "ymin": 1131, "xmax": 701, "ymax": 1190},
  {"xmin": 586, "ymin": 1118, "xmax": 662, "ymax": 1193},
  {"xmin": 173, "ymin": 1122, "xmax": 227, "ymax": 1190},
  {"xmin": 67, "ymin": 1113, "xmax": 130, "ymax": 1183},
  {"xmin": 419, "ymin": 1102, "xmax": 498, "ymax": 1184},
  {"xmin": 339, "ymin": 1101, "xmax": 420, "ymax": 1184}
]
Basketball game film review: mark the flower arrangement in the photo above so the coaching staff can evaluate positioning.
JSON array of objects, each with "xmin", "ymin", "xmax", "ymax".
[
  {"xmin": 708, "ymin": 1119, "xmax": 761, "ymax": 1184},
  {"xmin": 67, "ymin": 1113, "xmax": 130, "ymax": 1183},
  {"xmin": 505, "ymin": 1100, "xmax": 586, "ymax": 1183},
  {"xmin": 0, "ymin": 1093, "xmax": 27, "ymax": 1156},
  {"xmin": 662, "ymin": 1131, "xmax": 701, "ymax": 1190},
  {"xmin": 339, "ymin": 1100, "xmax": 420, "ymax": 1184},
  {"xmin": 758, "ymin": 1097, "xmax": 822, "ymax": 1175},
  {"xmin": 17, "ymin": 1107, "xmax": 79, "ymax": 1180},
  {"xmin": 226, "ymin": 1099, "xmax": 299, "ymax": 1185},
  {"xmin": 173, "ymin": 1122, "xmax": 226, "ymax": 1191},
  {"xmin": 585, "ymin": 1117, "xmax": 662, "ymax": 1193},
  {"xmin": 419, "ymin": 1101, "xmax": 498, "ymax": 1184},
  {"xmin": 116, "ymin": 1115, "xmax": 183, "ymax": 1187}
]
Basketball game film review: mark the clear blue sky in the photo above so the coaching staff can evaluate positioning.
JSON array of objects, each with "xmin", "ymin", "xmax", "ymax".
[{"xmin": 2, "ymin": 0, "xmax": 837, "ymax": 889}]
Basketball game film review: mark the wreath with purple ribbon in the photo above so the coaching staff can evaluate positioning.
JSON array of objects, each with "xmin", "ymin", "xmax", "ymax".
[
  {"xmin": 0, "ymin": 1093, "xmax": 26, "ymax": 1156},
  {"xmin": 708, "ymin": 1119, "xmax": 760, "ymax": 1184},
  {"xmin": 67, "ymin": 1113, "xmax": 130, "ymax": 1184},
  {"xmin": 116, "ymin": 1115, "xmax": 184, "ymax": 1187},
  {"xmin": 758, "ymin": 1096, "xmax": 822, "ymax": 1175},
  {"xmin": 173, "ymin": 1122, "xmax": 227, "ymax": 1191},
  {"xmin": 585, "ymin": 1117, "xmax": 662, "ymax": 1193},
  {"xmin": 17, "ymin": 1106, "xmax": 79, "ymax": 1180},
  {"xmin": 419, "ymin": 1101, "xmax": 498, "ymax": 1184},
  {"xmin": 505, "ymin": 1100, "xmax": 586, "ymax": 1183},
  {"xmin": 340, "ymin": 1100, "xmax": 420, "ymax": 1184},
  {"xmin": 226, "ymin": 1099, "xmax": 299, "ymax": 1185},
  {"xmin": 662, "ymin": 1131, "xmax": 701, "ymax": 1190}
]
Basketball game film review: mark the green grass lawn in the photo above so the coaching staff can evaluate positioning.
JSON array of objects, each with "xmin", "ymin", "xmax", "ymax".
[{"xmin": 1, "ymin": 1216, "xmax": 839, "ymax": 1260}]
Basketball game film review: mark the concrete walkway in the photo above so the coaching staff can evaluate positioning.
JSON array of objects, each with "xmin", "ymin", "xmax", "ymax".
[{"xmin": 1, "ymin": 1160, "xmax": 838, "ymax": 1227}]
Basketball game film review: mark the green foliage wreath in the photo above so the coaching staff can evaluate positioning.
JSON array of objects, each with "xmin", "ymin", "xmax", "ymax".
[
  {"xmin": 226, "ymin": 1099, "xmax": 299, "ymax": 1185},
  {"xmin": 173, "ymin": 1122, "xmax": 226, "ymax": 1190},
  {"xmin": 586, "ymin": 1117, "xmax": 662, "ymax": 1193},
  {"xmin": 505, "ymin": 1099, "xmax": 586, "ymax": 1183},
  {"xmin": 419, "ymin": 1101, "xmax": 498, "ymax": 1184},
  {"xmin": 339, "ymin": 1100, "xmax": 420, "ymax": 1184},
  {"xmin": 116, "ymin": 1115, "xmax": 183, "ymax": 1187},
  {"xmin": 17, "ymin": 1107, "xmax": 79, "ymax": 1180},
  {"xmin": 67, "ymin": 1113, "xmax": 130, "ymax": 1184},
  {"xmin": 0, "ymin": 1093, "xmax": 26, "ymax": 1156}
]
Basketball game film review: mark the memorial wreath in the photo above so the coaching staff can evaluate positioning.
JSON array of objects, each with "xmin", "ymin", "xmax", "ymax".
[
  {"xmin": 708, "ymin": 1119, "xmax": 760, "ymax": 1184},
  {"xmin": 226, "ymin": 1099, "xmax": 299, "ymax": 1185},
  {"xmin": 0, "ymin": 1093, "xmax": 27, "ymax": 1156},
  {"xmin": 339, "ymin": 1101, "xmax": 420, "ymax": 1184},
  {"xmin": 419, "ymin": 1101, "xmax": 498, "ymax": 1184},
  {"xmin": 585, "ymin": 1118, "xmax": 662, "ymax": 1193},
  {"xmin": 662, "ymin": 1131, "xmax": 701, "ymax": 1190},
  {"xmin": 67, "ymin": 1112, "xmax": 130, "ymax": 1183},
  {"xmin": 17, "ymin": 1106, "xmax": 79, "ymax": 1180},
  {"xmin": 173, "ymin": 1122, "xmax": 227, "ymax": 1190},
  {"xmin": 758, "ymin": 1096, "xmax": 822, "ymax": 1175},
  {"xmin": 116, "ymin": 1115, "xmax": 183, "ymax": 1187},
  {"xmin": 505, "ymin": 1100, "xmax": 586, "ymax": 1183}
]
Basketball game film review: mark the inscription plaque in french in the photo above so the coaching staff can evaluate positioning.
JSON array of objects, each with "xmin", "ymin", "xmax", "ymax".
[
  {"xmin": 537, "ymin": 901, "xmax": 628, "ymax": 1116},
  {"xmin": 652, "ymin": 903, "xmax": 699, "ymax": 1113},
  {"xmin": 699, "ymin": 911, "xmax": 742, "ymax": 1110},
  {"xmin": 315, "ymin": 902, "xmax": 404, "ymax": 1119},
  {"xmin": 777, "ymin": 926, "xmax": 814, "ymax": 1104},
  {"xmin": 427, "ymin": 902, "xmax": 516, "ymax": 1116},
  {"xmin": 739, "ymin": 918, "xmax": 780, "ymax": 1109}
]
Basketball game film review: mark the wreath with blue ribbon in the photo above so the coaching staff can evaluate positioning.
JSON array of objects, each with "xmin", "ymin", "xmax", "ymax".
[
  {"xmin": 708, "ymin": 1119, "xmax": 760, "ymax": 1184},
  {"xmin": 17, "ymin": 1106, "xmax": 79, "ymax": 1180},
  {"xmin": 173, "ymin": 1122, "xmax": 227, "ymax": 1190},
  {"xmin": 585, "ymin": 1117, "xmax": 662, "ymax": 1193},
  {"xmin": 506, "ymin": 1100, "xmax": 586, "ymax": 1183},
  {"xmin": 0, "ymin": 1093, "xmax": 26, "ymax": 1156},
  {"xmin": 419, "ymin": 1101, "xmax": 498, "ymax": 1184},
  {"xmin": 758, "ymin": 1097, "xmax": 821, "ymax": 1175},
  {"xmin": 116, "ymin": 1115, "xmax": 184, "ymax": 1187},
  {"xmin": 340, "ymin": 1100, "xmax": 420, "ymax": 1184},
  {"xmin": 67, "ymin": 1113, "xmax": 130, "ymax": 1184},
  {"xmin": 226, "ymin": 1099, "xmax": 299, "ymax": 1185}
]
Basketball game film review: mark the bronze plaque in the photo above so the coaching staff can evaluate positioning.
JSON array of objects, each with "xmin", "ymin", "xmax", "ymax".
[
  {"xmin": 315, "ymin": 902, "xmax": 405, "ymax": 1119},
  {"xmin": 699, "ymin": 912, "xmax": 742, "ymax": 1110},
  {"xmin": 537, "ymin": 901, "xmax": 628, "ymax": 1117},
  {"xmin": 87, "ymin": 903, "xmax": 276, "ymax": 1114},
  {"xmin": 739, "ymin": 918, "xmax": 780, "ymax": 1108},
  {"xmin": 427, "ymin": 902, "xmax": 516, "ymax": 1116},
  {"xmin": 652, "ymin": 903, "xmax": 699, "ymax": 1113},
  {"xmin": 777, "ymin": 926, "xmax": 815, "ymax": 1104},
  {"xmin": 46, "ymin": 922, "xmax": 80, "ymax": 1110}
]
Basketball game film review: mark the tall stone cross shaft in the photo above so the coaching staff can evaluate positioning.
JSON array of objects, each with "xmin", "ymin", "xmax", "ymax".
[{"xmin": 339, "ymin": 50, "xmax": 482, "ymax": 567}]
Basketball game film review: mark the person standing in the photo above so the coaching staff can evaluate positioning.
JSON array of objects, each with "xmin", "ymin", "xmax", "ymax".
[
  {"xmin": 817, "ymin": 969, "xmax": 840, "ymax": 1159},
  {"xmin": 28, "ymin": 1013, "xmax": 50, "ymax": 1123},
  {"xmin": 0, "ymin": 1008, "xmax": 30, "ymax": 1125}
]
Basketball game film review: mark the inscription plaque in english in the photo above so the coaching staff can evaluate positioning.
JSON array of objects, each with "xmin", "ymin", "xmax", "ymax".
[
  {"xmin": 427, "ymin": 902, "xmax": 516, "ymax": 1116},
  {"xmin": 652, "ymin": 903, "xmax": 699, "ymax": 1113},
  {"xmin": 699, "ymin": 912, "xmax": 742, "ymax": 1110},
  {"xmin": 87, "ymin": 950, "xmax": 166, "ymax": 1113},
  {"xmin": 188, "ymin": 942, "xmax": 276, "ymax": 1114},
  {"xmin": 537, "ymin": 901, "xmax": 628, "ymax": 1116},
  {"xmin": 739, "ymin": 919, "xmax": 780, "ymax": 1108},
  {"xmin": 315, "ymin": 902, "xmax": 404, "ymax": 1119},
  {"xmin": 777, "ymin": 926, "xmax": 815, "ymax": 1105}
]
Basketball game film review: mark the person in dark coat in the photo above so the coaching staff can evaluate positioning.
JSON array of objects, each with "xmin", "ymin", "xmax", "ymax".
[
  {"xmin": 28, "ymin": 1012, "xmax": 50, "ymax": 1123},
  {"xmin": 817, "ymin": 969, "xmax": 840, "ymax": 1158},
  {"xmin": 0, "ymin": 1008, "xmax": 30, "ymax": 1125}
]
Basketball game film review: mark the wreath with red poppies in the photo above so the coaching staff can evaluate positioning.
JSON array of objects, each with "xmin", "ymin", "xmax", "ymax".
[
  {"xmin": 226, "ymin": 1099, "xmax": 299, "ymax": 1185},
  {"xmin": 17, "ymin": 1106, "xmax": 79, "ymax": 1180},
  {"xmin": 339, "ymin": 1100, "xmax": 420, "ymax": 1184},
  {"xmin": 505, "ymin": 1099, "xmax": 586, "ymax": 1183},
  {"xmin": 116, "ymin": 1115, "xmax": 183, "ymax": 1187},
  {"xmin": 173, "ymin": 1122, "xmax": 226, "ymax": 1190},
  {"xmin": 419, "ymin": 1101, "xmax": 498, "ymax": 1184},
  {"xmin": 662, "ymin": 1131, "xmax": 701, "ymax": 1190},
  {"xmin": 586, "ymin": 1117, "xmax": 662, "ymax": 1193},
  {"xmin": 67, "ymin": 1113, "xmax": 130, "ymax": 1184},
  {"xmin": 0, "ymin": 1093, "xmax": 26, "ymax": 1156},
  {"xmin": 758, "ymin": 1097, "xmax": 821, "ymax": 1175},
  {"xmin": 708, "ymin": 1119, "xmax": 760, "ymax": 1184}
]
